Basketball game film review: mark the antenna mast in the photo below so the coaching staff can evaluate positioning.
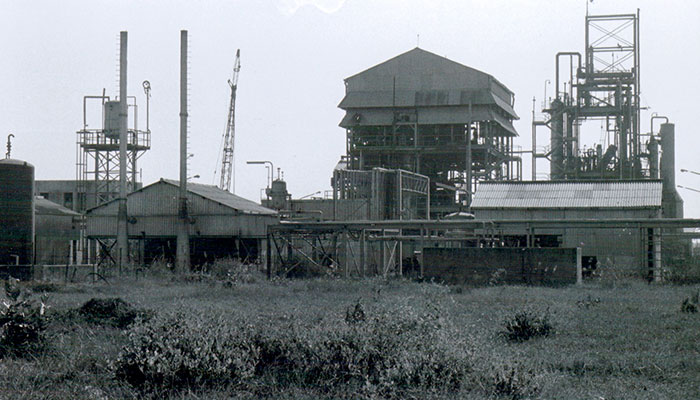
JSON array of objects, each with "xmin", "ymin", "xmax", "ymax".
[{"xmin": 219, "ymin": 49, "xmax": 241, "ymax": 192}]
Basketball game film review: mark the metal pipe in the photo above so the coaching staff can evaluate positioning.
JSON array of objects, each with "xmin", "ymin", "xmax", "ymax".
[
  {"xmin": 555, "ymin": 52, "xmax": 581, "ymax": 100},
  {"xmin": 650, "ymin": 114, "xmax": 668, "ymax": 136},
  {"xmin": 117, "ymin": 31, "xmax": 129, "ymax": 268},
  {"xmin": 82, "ymin": 95, "xmax": 111, "ymax": 130},
  {"xmin": 142, "ymin": 81, "xmax": 151, "ymax": 133},
  {"xmin": 246, "ymin": 160, "xmax": 274, "ymax": 189},
  {"xmin": 176, "ymin": 30, "xmax": 190, "ymax": 273}
]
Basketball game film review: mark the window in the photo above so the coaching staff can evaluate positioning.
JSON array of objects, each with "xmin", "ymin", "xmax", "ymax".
[{"xmin": 64, "ymin": 192, "xmax": 73, "ymax": 209}]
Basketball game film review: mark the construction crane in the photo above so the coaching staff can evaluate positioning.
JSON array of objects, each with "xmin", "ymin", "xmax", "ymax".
[{"xmin": 219, "ymin": 49, "xmax": 241, "ymax": 192}]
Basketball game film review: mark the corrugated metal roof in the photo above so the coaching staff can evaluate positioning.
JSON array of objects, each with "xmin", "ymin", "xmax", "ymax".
[
  {"xmin": 161, "ymin": 179, "xmax": 277, "ymax": 215},
  {"xmin": 35, "ymin": 197, "xmax": 81, "ymax": 216},
  {"xmin": 339, "ymin": 48, "xmax": 519, "ymax": 130},
  {"xmin": 471, "ymin": 181, "xmax": 662, "ymax": 209}
]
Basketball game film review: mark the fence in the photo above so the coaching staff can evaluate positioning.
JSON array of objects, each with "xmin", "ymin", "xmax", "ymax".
[{"xmin": 267, "ymin": 218, "xmax": 700, "ymax": 284}]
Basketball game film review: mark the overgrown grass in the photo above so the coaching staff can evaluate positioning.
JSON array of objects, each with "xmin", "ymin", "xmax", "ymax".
[{"xmin": 1, "ymin": 275, "xmax": 698, "ymax": 399}]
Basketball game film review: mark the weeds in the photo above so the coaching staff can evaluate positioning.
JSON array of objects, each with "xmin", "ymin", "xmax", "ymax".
[
  {"xmin": 78, "ymin": 297, "xmax": 148, "ymax": 328},
  {"xmin": 114, "ymin": 300, "xmax": 472, "ymax": 398},
  {"xmin": 490, "ymin": 362, "xmax": 539, "ymax": 399},
  {"xmin": 576, "ymin": 294, "xmax": 601, "ymax": 308},
  {"xmin": 208, "ymin": 258, "xmax": 265, "ymax": 286},
  {"xmin": 0, "ymin": 277, "xmax": 49, "ymax": 358},
  {"xmin": 680, "ymin": 291, "xmax": 699, "ymax": 313},
  {"xmin": 502, "ymin": 309, "xmax": 554, "ymax": 342}
]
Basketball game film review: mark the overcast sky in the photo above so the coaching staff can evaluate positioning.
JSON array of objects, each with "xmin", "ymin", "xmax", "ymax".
[{"xmin": 1, "ymin": 0, "xmax": 699, "ymax": 216}]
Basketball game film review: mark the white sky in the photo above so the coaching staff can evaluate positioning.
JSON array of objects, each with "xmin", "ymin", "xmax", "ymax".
[{"xmin": 1, "ymin": 0, "xmax": 699, "ymax": 216}]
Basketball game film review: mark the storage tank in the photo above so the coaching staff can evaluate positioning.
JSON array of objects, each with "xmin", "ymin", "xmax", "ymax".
[
  {"xmin": 0, "ymin": 158, "xmax": 35, "ymax": 265},
  {"xmin": 269, "ymin": 179, "xmax": 289, "ymax": 210}
]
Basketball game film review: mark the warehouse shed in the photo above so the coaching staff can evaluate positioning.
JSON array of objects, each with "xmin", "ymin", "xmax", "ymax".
[
  {"xmin": 471, "ymin": 180, "xmax": 663, "ymax": 276},
  {"xmin": 86, "ymin": 179, "xmax": 278, "ymax": 265},
  {"xmin": 35, "ymin": 197, "xmax": 81, "ymax": 265}
]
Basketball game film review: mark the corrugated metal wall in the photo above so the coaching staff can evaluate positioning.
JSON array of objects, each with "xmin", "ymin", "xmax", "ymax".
[{"xmin": 87, "ymin": 182, "xmax": 278, "ymax": 238}]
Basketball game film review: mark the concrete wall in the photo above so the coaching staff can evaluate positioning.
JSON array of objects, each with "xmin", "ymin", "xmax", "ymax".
[
  {"xmin": 473, "ymin": 207, "xmax": 660, "ymax": 276},
  {"xmin": 422, "ymin": 247, "xmax": 578, "ymax": 285}
]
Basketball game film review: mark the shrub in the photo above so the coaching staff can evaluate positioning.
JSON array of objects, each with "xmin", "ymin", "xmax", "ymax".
[
  {"xmin": 490, "ymin": 362, "xmax": 539, "ymax": 399},
  {"xmin": 78, "ymin": 297, "xmax": 146, "ymax": 329},
  {"xmin": 208, "ymin": 258, "xmax": 264, "ymax": 285},
  {"xmin": 502, "ymin": 310, "xmax": 554, "ymax": 342},
  {"xmin": 114, "ymin": 312, "xmax": 259, "ymax": 391},
  {"xmin": 114, "ymin": 301, "xmax": 473, "ymax": 397},
  {"xmin": 680, "ymin": 291, "xmax": 699, "ymax": 313},
  {"xmin": 0, "ymin": 277, "xmax": 48, "ymax": 358}
]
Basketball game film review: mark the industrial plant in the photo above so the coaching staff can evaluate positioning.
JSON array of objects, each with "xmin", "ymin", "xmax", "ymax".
[{"xmin": 1, "ymin": 10, "xmax": 699, "ymax": 285}]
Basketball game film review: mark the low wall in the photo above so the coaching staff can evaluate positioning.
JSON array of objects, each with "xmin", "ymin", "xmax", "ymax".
[{"xmin": 422, "ymin": 247, "xmax": 579, "ymax": 286}]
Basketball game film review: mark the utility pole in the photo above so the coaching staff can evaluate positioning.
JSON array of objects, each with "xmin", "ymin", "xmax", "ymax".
[
  {"xmin": 117, "ymin": 31, "xmax": 129, "ymax": 269},
  {"xmin": 176, "ymin": 30, "xmax": 190, "ymax": 274},
  {"xmin": 219, "ymin": 49, "xmax": 241, "ymax": 193}
]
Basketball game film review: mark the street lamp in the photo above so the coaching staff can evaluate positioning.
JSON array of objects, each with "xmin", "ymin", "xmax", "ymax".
[
  {"xmin": 247, "ymin": 160, "xmax": 274, "ymax": 189},
  {"xmin": 678, "ymin": 185, "xmax": 700, "ymax": 194},
  {"xmin": 680, "ymin": 169, "xmax": 700, "ymax": 176},
  {"xmin": 187, "ymin": 174, "xmax": 200, "ymax": 181},
  {"xmin": 299, "ymin": 191, "xmax": 321, "ymax": 199}
]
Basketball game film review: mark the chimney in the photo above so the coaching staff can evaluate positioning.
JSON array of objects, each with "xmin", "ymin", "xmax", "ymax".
[{"xmin": 660, "ymin": 123, "xmax": 683, "ymax": 218}]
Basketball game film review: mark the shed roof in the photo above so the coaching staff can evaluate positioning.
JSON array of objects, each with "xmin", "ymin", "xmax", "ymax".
[
  {"xmin": 471, "ymin": 181, "xmax": 663, "ymax": 209},
  {"xmin": 340, "ymin": 48, "xmax": 517, "ymax": 118},
  {"xmin": 35, "ymin": 197, "xmax": 81, "ymax": 216},
  {"xmin": 87, "ymin": 179, "xmax": 277, "ymax": 216},
  {"xmin": 160, "ymin": 179, "xmax": 277, "ymax": 215}
]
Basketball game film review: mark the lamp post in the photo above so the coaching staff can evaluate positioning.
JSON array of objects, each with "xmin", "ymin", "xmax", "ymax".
[
  {"xmin": 680, "ymin": 169, "xmax": 700, "ymax": 176},
  {"xmin": 678, "ymin": 185, "xmax": 700, "ymax": 194}
]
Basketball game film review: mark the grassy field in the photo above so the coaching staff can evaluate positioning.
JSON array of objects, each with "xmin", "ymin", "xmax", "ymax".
[{"xmin": 0, "ymin": 270, "xmax": 698, "ymax": 399}]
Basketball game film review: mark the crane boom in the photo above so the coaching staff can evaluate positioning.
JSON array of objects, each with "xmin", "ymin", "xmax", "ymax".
[{"xmin": 219, "ymin": 49, "xmax": 241, "ymax": 192}]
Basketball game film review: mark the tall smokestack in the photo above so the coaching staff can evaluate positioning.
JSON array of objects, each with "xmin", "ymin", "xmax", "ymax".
[
  {"xmin": 660, "ymin": 122, "xmax": 683, "ymax": 218},
  {"xmin": 176, "ymin": 30, "xmax": 190, "ymax": 273},
  {"xmin": 117, "ymin": 31, "xmax": 129, "ymax": 268}
]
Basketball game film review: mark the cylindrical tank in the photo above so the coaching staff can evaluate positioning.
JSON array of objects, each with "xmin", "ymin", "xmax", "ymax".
[
  {"xmin": 660, "ymin": 123, "xmax": 675, "ymax": 188},
  {"xmin": 0, "ymin": 158, "xmax": 35, "ymax": 265},
  {"xmin": 269, "ymin": 179, "xmax": 288, "ymax": 210},
  {"xmin": 549, "ymin": 98, "xmax": 565, "ymax": 179},
  {"xmin": 647, "ymin": 136, "xmax": 659, "ymax": 179}
]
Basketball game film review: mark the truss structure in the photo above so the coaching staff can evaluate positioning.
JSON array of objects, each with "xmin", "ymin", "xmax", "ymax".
[{"xmin": 533, "ymin": 12, "xmax": 644, "ymax": 180}]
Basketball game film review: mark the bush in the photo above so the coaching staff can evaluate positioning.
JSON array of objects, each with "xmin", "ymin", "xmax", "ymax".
[
  {"xmin": 502, "ymin": 310, "xmax": 554, "ymax": 342},
  {"xmin": 490, "ymin": 362, "xmax": 539, "ymax": 399},
  {"xmin": 114, "ymin": 312, "xmax": 259, "ymax": 390},
  {"xmin": 78, "ymin": 297, "xmax": 146, "ymax": 329},
  {"xmin": 0, "ymin": 278, "xmax": 48, "ymax": 358},
  {"xmin": 114, "ymin": 301, "xmax": 473, "ymax": 397},
  {"xmin": 208, "ymin": 258, "xmax": 264, "ymax": 285},
  {"xmin": 680, "ymin": 291, "xmax": 699, "ymax": 313}
]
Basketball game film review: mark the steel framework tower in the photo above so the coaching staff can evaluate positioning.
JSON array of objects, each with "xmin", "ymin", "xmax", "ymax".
[
  {"xmin": 75, "ymin": 88, "xmax": 151, "ymax": 212},
  {"xmin": 533, "ymin": 12, "xmax": 643, "ymax": 180},
  {"xmin": 219, "ymin": 49, "xmax": 241, "ymax": 193}
]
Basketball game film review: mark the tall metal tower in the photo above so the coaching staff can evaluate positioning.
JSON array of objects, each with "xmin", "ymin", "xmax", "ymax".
[
  {"xmin": 219, "ymin": 49, "xmax": 241, "ymax": 193},
  {"xmin": 75, "ymin": 86, "xmax": 151, "ymax": 212},
  {"xmin": 533, "ymin": 11, "xmax": 642, "ymax": 180}
]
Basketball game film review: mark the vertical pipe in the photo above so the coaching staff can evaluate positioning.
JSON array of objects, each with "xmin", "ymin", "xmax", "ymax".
[
  {"xmin": 466, "ymin": 102, "xmax": 472, "ymax": 205},
  {"xmin": 360, "ymin": 229, "xmax": 365, "ymax": 277},
  {"xmin": 117, "ymin": 31, "xmax": 129, "ymax": 268},
  {"xmin": 532, "ymin": 97, "xmax": 536, "ymax": 180},
  {"xmin": 176, "ymin": 30, "xmax": 190, "ymax": 274},
  {"xmin": 266, "ymin": 233, "xmax": 272, "ymax": 279}
]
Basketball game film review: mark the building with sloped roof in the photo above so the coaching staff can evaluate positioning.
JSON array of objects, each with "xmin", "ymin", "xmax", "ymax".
[
  {"xmin": 86, "ymin": 179, "xmax": 278, "ymax": 266},
  {"xmin": 338, "ymin": 47, "xmax": 520, "ymax": 217},
  {"xmin": 35, "ymin": 197, "xmax": 81, "ymax": 265},
  {"xmin": 471, "ymin": 180, "xmax": 663, "ymax": 277}
]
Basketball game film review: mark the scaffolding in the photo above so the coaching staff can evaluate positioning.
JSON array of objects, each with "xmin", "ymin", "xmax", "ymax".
[
  {"xmin": 75, "ymin": 91, "xmax": 151, "ymax": 211},
  {"xmin": 339, "ymin": 48, "xmax": 521, "ymax": 218},
  {"xmin": 533, "ymin": 12, "xmax": 644, "ymax": 180}
]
